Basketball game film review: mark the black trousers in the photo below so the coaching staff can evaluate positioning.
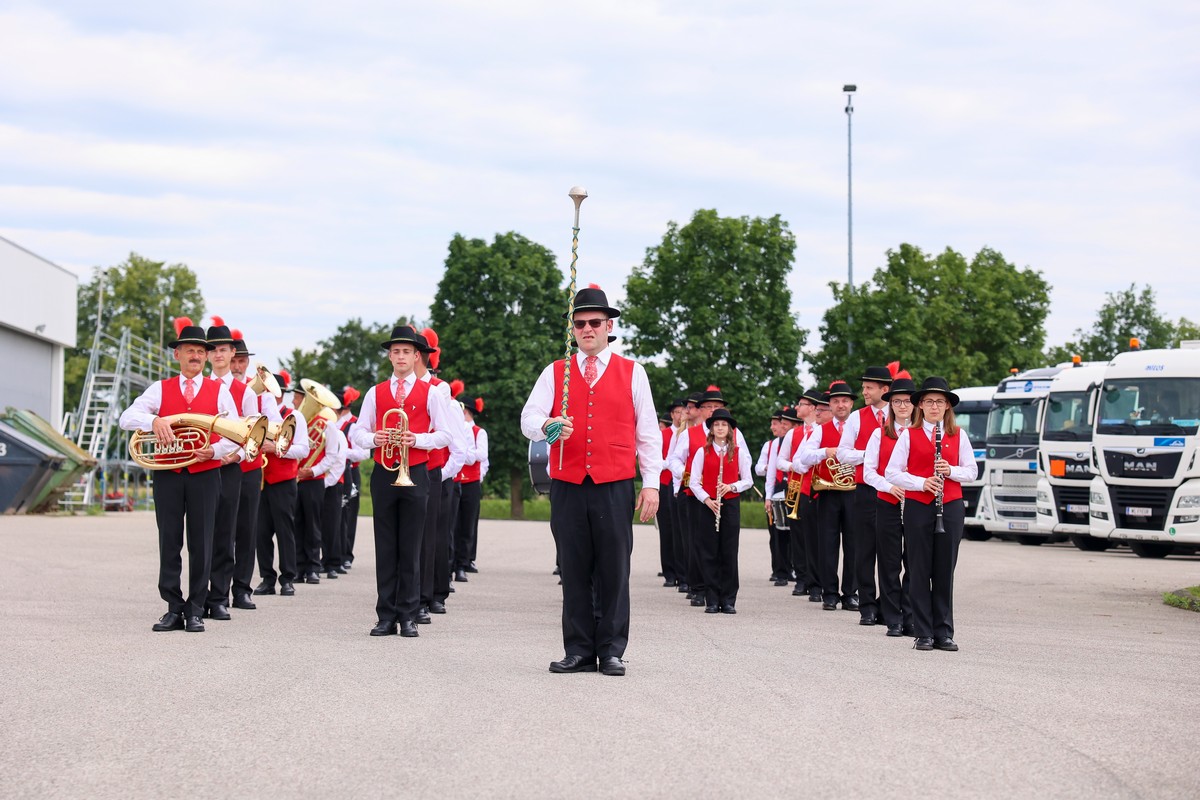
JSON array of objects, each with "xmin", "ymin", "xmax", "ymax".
[
  {"xmin": 321, "ymin": 483, "xmax": 344, "ymax": 571},
  {"xmin": 295, "ymin": 479, "xmax": 324, "ymax": 575},
  {"xmin": 257, "ymin": 478, "xmax": 298, "ymax": 586},
  {"xmin": 815, "ymin": 489, "xmax": 856, "ymax": 604},
  {"xmin": 768, "ymin": 523, "xmax": 789, "ymax": 580},
  {"xmin": 419, "ymin": 466, "xmax": 443, "ymax": 607},
  {"xmin": 687, "ymin": 495, "xmax": 708, "ymax": 592},
  {"xmin": 671, "ymin": 488, "xmax": 691, "ymax": 585},
  {"xmin": 876, "ymin": 498, "xmax": 906, "ymax": 627},
  {"xmin": 206, "ymin": 462, "xmax": 242, "ymax": 607},
  {"xmin": 852, "ymin": 483, "xmax": 880, "ymax": 616},
  {"xmin": 153, "ymin": 467, "xmax": 220, "ymax": 618},
  {"xmin": 372, "ymin": 462, "xmax": 429, "ymax": 624},
  {"xmin": 549, "ymin": 477, "xmax": 635, "ymax": 659},
  {"xmin": 232, "ymin": 468, "xmax": 262, "ymax": 598},
  {"xmin": 697, "ymin": 496, "xmax": 741, "ymax": 606},
  {"xmin": 454, "ymin": 480, "xmax": 482, "ymax": 570},
  {"xmin": 905, "ymin": 498, "xmax": 964, "ymax": 640},
  {"xmin": 434, "ymin": 477, "xmax": 457, "ymax": 602},
  {"xmin": 656, "ymin": 485, "xmax": 677, "ymax": 582},
  {"xmin": 341, "ymin": 463, "xmax": 361, "ymax": 563},
  {"xmin": 799, "ymin": 493, "xmax": 819, "ymax": 595}
]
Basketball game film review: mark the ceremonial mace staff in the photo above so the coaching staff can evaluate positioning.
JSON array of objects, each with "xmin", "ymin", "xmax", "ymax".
[{"xmin": 545, "ymin": 186, "xmax": 588, "ymax": 467}]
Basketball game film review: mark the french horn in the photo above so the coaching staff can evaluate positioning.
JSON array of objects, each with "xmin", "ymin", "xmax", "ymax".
[{"xmin": 129, "ymin": 413, "xmax": 268, "ymax": 470}]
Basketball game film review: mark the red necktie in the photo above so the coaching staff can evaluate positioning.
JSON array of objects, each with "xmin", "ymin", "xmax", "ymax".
[
  {"xmin": 184, "ymin": 378, "xmax": 195, "ymax": 405},
  {"xmin": 395, "ymin": 378, "xmax": 406, "ymax": 407},
  {"xmin": 835, "ymin": 420, "xmax": 842, "ymax": 434},
  {"xmin": 584, "ymin": 356, "xmax": 598, "ymax": 387},
  {"xmin": 877, "ymin": 409, "xmax": 885, "ymax": 427}
]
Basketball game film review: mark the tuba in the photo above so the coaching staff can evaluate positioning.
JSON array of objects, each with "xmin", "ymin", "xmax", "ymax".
[
  {"xmin": 297, "ymin": 378, "xmax": 341, "ymax": 470},
  {"xmin": 379, "ymin": 407, "xmax": 414, "ymax": 487},
  {"xmin": 130, "ymin": 413, "xmax": 268, "ymax": 470},
  {"xmin": 812, "ymin": 456, "xmax": 856, "ymax": 492},
  {"xmin": 248, "ymin": 364, "xmax": 282, "ymax": 399}
]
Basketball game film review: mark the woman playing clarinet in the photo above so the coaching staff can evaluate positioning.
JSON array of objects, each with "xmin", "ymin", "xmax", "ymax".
[
  {"xmin": 884, "ymin": 377, "xmax": 978, "ymax": 652},
  {"xmin": 687, "ymin": 408, "xmax": 752, "ymax": 615},
  {"xmin": 862, "ymin": 371, "xmax": 915, "ymax": 638}
]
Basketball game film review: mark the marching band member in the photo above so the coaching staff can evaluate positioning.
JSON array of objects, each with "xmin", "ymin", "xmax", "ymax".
[
  {"xmin": 799, "ymin": 381, "xmax": 858, "ymax": 611},
  {"xmin": 437, "ymin": 379, "xmax": 469, "ymax": 606},
  {"xmin": 885, "ymin": 377, "xmax": 977, "ymax": 652},
  {"xmin": 254, "ymin": 371, "xmax": 310, "ymax": 598},
  {"xmin": 337, "ymin": 387, "xmax": 369, "ymax": 571},
  {"xmin": 315, "ymin": 407, "xmax": 348, "ymax": 580},
  {"xmin": 863, "ymin": 372, "xmax": 916, "ymax": 637},
  {"xmin": 119, "ymin": 318, "xmax": 239, "ymax": 633},
  {"xmin": 836, "ymin": 364, "xmax": 895, "ymax": 626},
  {"xmin": 413, "ymin": 329, "xmax": 451, "ymax": 623},
  {"xmin": 296, "ymin": 384, "xmax": 341, "ymax": 585},
  {"xmin": 454, "ymin": 388, "xmax": 488, "ymax": 586},
  {"xmin": 668, "ymin": 392, "xmax": 703, "ymax": 597},
  {"xmin": 349, "ymin": 325, "xmax": 456, "ymax": 639},
  {"xmin": 757, "ymin": 407, "xmax": 786, "ymax": 586},
  {"xmin": 687, "ymin": 408, "xmax": 752, "ymax": 614},
  {"xmin": 776, "ymin": 391, "xmax": 821, "ymax": 600},
  {"xmin": 656, "ymin": 399, "xmax": 684, "ymax": 587}
]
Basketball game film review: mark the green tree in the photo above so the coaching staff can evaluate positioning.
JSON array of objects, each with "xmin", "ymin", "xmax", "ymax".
[
  {"xmin": 807, "ymin": 244, "xmax": 1051, "ymax": 389},
  {"xmin": 622, "ymin": 209, "xmax": 806, "ymax": 436},
  {"xmin": 67, "ymin": 253, "xmax": 206, "ymax": 413},
  {"xmin": 1046, "ymin": 284, "xmax": 1198, "ymax": 362},
  {"xmin": 281, "ymin": 317, "xmax": 412, "ymax": 414},
  {"xmin": 430, "ymin": 232, "xmax": 564, "ymax": 515}
]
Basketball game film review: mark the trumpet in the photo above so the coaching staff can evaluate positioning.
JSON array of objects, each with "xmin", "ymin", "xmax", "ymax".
[
  {"xmin": 379, "ymin": 407, "xmax": 414, "ymax": 487},
  {"xmin": 248, "ymin": 364, "xmax": 282, "ymax": 399},
  {"xmin": 130, "ymin": 413, "xmax": 268, "ymax": 471},
  {"xmin": 812, "ymin": 456, "xmax": 856, "ymax": 492},
  {"xmin": 265, "ymin": 414, "xmax": 297, "ymax": 457}
]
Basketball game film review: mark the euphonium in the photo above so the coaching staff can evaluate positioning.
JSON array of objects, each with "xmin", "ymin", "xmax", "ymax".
[
  {"xmin": 301, "ymin": 407, "xmax": 337, "ymax": 470},
  {"xmin": 248, "ymin": 364, "xmax": 282, "ymax": 399},
  {"xmin": 265, "ymin": 414, "xmax": 297, "ymax": 457},
  {"xmin": 379, "ymin": 406, "xmax": 415, "ymax": 487},
  {"xmin": 812, "ymin": 456, "xmax": 856, "ymax": 492},
  {"xmin": 129, "ymin": 413, "xmax": 268, "ymax": 470},
  {"xmin": 784, "ymin": 474, "xmax": 803, "ymax": 519}
]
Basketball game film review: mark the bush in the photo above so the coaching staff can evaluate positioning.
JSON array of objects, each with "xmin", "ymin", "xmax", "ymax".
[{"xmin": 1162, "ymin": 586, "xmax": 1200, "ymax": 612}]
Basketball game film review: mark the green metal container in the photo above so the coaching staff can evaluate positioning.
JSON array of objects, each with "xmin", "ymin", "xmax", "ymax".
[{"xmin": 2, "ymin": 408, "xmax": 97, "ymax": 512}]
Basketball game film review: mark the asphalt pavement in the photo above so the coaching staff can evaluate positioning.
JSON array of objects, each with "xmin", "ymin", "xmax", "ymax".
[{"xmin": 2, "ymin": 513, "xmax": 1198, "ymax": 799}]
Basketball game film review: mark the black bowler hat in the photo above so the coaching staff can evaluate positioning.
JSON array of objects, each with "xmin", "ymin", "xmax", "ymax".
[
  {"xmin": 685, "ymin": 392, "xmax": 703, "ymax": 407},
  {"xmin": 708, "ymin": 407, "xmax": 738, "ymax": 430},
  {"xmin": 667, "ymin": 398, "xmax": 685, "ymax": 412},
  {"xmin": 411, "ymin": 331, "xmax": 437, "ymax": 355},
  {"xmin": 883, "ymin": 376, "xmax": 917, "ymax": 401},
  {"xmin": 817, "ymin": 392, "xmax": 831, "ymax": 407},
  {"xmin": 380, "ymin": 325, "xmax": 426, "ymax": 350},
  {"xmin": 770, "ymin": 406, "xmax": 785, "ymax": 420},
  {"xmin": 780, "ymin": 406, "xmax": 801, "ymax": 422},
  {"xmin": 827, "ymin": 381, "xmax": 855, "ymax": 399},
  {"xmin": 861, "ymin": 365, "xmax": 894, "ymax": 384},
  {"xmin": 167, "ymin": 317, "xmax": 214, "ymax": 350},
  {"xmin": 563, "ymin": 283, "xmax": 621, "ymax": 319},
  {"xmin": 912, "ymin": 376, "xmax": 960, "ymax": 408},
  {"xmin": 231, "ymin": 327, "xmax": 254, "ymax": 357},
  {"xmin": 700, "ymin": 385, "xmax": 727, "ymax": 405},
  {"xmin": 798, "ymin": 388, "xmax": 823, "ymax": 407},
  {"xmin": 205, "ymin": 315, "xmax": 234, "ymax": 345}
]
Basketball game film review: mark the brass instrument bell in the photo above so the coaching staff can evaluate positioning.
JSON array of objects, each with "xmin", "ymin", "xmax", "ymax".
[
  {"xmin": 379, "ymin": 406, "xmax": 414, "ymax": 487},
  {"xmin": 129, "ymin": 413, "xmax": 269, "ymax": 470}
]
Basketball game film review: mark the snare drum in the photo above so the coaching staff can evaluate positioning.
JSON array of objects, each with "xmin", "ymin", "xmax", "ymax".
[
  {"xmin": 771, "ymin": 499, "xmax": 791, "ymax": 530},
  {"xmin": 528, "ymin": 439, "xmax": 552, "ymax": 495}
]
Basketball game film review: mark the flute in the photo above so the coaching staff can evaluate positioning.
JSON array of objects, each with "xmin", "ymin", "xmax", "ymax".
[{"xmin": 933, "ymin": 421, "xmax": 946, "ymax": 534}]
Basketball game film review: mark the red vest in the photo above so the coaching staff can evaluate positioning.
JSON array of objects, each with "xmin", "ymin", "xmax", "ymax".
[
  {"xmin": 455, "ymin": 426, "xmax": 483, "ymax": 483},
  {"xmin": 701, "ymin": 444, "xmax": 740, "ymax": 500},
  {"xmin": 231, "ymin": 382, "xmax": 263, "ymax": 473},
  {"xmin": 904, "ymin": 426, "xmax": 963, "ymax": 505},
  {"xmin": 426, "ymin": 376, "xmax": 449, "ymax": 471},
  {"xmin": 853, "ymin": 405, "xmax": 885, "ymax": 483},
  {"xmin": 300, "ymin": 413, "xmax": 329, "ymax": 482},
  {"xmin": 659, "ymin": 428, "xmax": 673, "ymax": 486},
  {"xmin": 262, "ymin": 407, "xmax": 299, "ymax": 485},
  {"xmin": 875, "ymin": 431, "xmax": 901, "ymax": 506},
  {"xmin": 811, "ymin": 421, "xmax": 842, "ymax": 490},
  {"xmin": 548, "ymin": 354, "xmax": 637, "ymax": 485},
  {"xmin": 158, "ymin": 376, "xmax": 222, "ymax": 473},
  {"xmin": 373, "ymin": 377, "xmax": 432, "ymax": 468},
  {"xmin": 339, "ymin": 415, "xmax": 362, "ymax": 466},
  {"xmin": 680, "ymin": 425, "xmax": 707, "ymax": 496}
]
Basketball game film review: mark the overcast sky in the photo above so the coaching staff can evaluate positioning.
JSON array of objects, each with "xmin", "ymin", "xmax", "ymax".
[{"xmin": 1, "ymin": 1, "xmax": 1196, "ymax": 372}]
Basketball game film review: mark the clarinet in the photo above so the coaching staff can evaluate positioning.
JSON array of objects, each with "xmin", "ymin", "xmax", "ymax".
[
  {"xmin": 714, "ymin": 446, "xmax": 724, "ymax": 532},
  {"xmin": 933, "ymin": 421, "xmax": 946, "ymax": 534}
]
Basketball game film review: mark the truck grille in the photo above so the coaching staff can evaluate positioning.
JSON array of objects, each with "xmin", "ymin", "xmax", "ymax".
[
  {"xmin": 1051, "ymin": 485, "xmax": 1091, "ymax": 525},
  {"xmin": 1107, "ymin": 485, "xmax": 1174, "ymax": 531},
  {"xmin": 994, "ymin": 470, "xmax": 1037, "ymax": 519}
]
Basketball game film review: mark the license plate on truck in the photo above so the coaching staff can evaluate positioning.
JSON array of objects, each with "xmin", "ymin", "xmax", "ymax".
[
  {"xmin": 1007, "ymin": 522, "xmax": 1029, "ymax": 531},
  {"xmin": 1125, "ymin": 506, "xmax": 1152, "ymax": 517},
  {"xmin": 1065, "ymin": 504, "xmax": 1087, "ymax": 513}
]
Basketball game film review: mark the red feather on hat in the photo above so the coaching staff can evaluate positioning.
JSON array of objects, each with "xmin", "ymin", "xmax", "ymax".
[
  {"xmin": 449, "ymin": 379, "xmax": 465, "ymax": 397},
  {"xmin": 231, "ymin": 328, "xmax": 243, "ymax": 340},
  {"xmin": 894, "ymin": 370, "xmax": 912, "ymax": 381},
  {"xmin": 421, "ymin": 327, "xmax": 439, "ymax": 348},
  {"xmin": 828, "ymin": 380, "xmax": 843, "ymax": 390},
  {"xmin": 706, "ymin": 384, "xmax": 720, "ymax": 391},
  {"xmin": 172, "ymin": 317, "xmax": 192, "ymax": 336},
  {"xmin": 210, "ymin": 315, "xmax": 224, "ymax": 327},
  {"xmin": 278, "ymin": 369, "xmax": 291, "ymax": 387},
  {"xmin": 429, "ymin": 351, "xmax": 440, "ymax": 370},
  {"xmin": 342, "ymin": 385, "xmax": 360, "ymax": 405},
  {"xmin": 887, "ymin": 361, "xmax": 901, "ymax": 379},
  {"xmin": 474, "ymin": 398, "xmax": 484, "ymax": 413}
]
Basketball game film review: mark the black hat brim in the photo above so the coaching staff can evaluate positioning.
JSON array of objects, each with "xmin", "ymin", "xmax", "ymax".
[
  {"xmin": 167, "ymin": 338, "xmax": 215, "ymax": 351},
  {"xmin": 563, "ymin": 304, "xmax": 621, "ymax": 320},
  {"xmin": 912, "ymin": 388, "xmax": 960, "ymax": 407}
]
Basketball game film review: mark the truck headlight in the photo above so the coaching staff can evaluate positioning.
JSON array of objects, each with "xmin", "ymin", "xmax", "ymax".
[
  {"xmin": 1176, "ymin": 495, "xmax": 1200, "ymax": 509},
  {"xmin": 1090, "ymin": 491, "xmax": 1106, "ymax": 505},
  {"xmin": 1037, "ymin": 489, "xmax": 1050, "ymax": 503}
]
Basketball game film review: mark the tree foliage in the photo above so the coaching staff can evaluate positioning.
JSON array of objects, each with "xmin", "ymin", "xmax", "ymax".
[
  {"xmin": 1045, "ymin": 284, "xmax": 1200, "ymax": 363},
  {"xmin": 281, "ymin": 317, "xmax": 412, "ymax": 415},
  {"xmin": 430, "ymin": 232, "xmax": 564, "ymax": 513},
  {"xmin": 67, "ymin": 253, "xmax": 206, "ymax": 413},
  {"xmin": 622, "ymin": 209, "xmax": 806, "ymax": 433},
  {"xmin": 806, "ymin": 244, "xmax": 1051, "ymax": 390}
]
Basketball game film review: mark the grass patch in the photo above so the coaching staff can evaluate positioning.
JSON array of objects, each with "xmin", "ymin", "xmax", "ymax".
[{"xmin": 1162, "ymin": 586, "xmax": 1200, "ymax": 613}]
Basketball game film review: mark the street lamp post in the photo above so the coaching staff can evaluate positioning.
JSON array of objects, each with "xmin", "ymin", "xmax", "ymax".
[{"xmin": 844, "ymin": 83, "xmax": 856, "ymax": 354}]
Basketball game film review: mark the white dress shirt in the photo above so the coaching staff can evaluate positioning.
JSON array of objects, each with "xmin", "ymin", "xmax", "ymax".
[
  {"xmin": 837, "ymin": 404, "xmax": 890, "ymax": 467},
  {"xmin": 762, "ymin": 438, "xmax": 782, "ymax": 499},
  {"xmin": 119, "ymin": 374, "xmax": 241, "ymax": 460},
  {"xmin": 338, "ymin": 412, "xmax": 371, "ymax": 463},
  {"xmin": 349, "ymin": 372, "xmax": 455, "ymax": 454},
  {"xmin": 774, "ymin": 424, "xmax": 813, "ymax": 475},
  {"xmin": 520, "ymin": 347, "xmax": 662, "ymax": 485},
  {"xmin": 884, "ymin": 421, "xmax": 979, "ymax": 492},
  {"xmin": 862, "ymin": 427, "xmax": 905, "ymax": 495},
  {"xmin": 686, "ymin": 441, "xmax": 754, "ymax": 503},
  {"xmin": 417, "ymin": 372, "xmax": 472, "ymax": 479},
  {"xmin": 755, "ymin": 440, "xmax": 772, "ymax": 477},
  {"xmin": 800, "ymin": 419, "xmax": 849, "ymax": 467},
  {"xmin": 319, "ymin": 426, "xmax": 347, "ymax": 487}
]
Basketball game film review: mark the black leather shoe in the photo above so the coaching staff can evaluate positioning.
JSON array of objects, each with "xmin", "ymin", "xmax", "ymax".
[
  {"xmin": 324, "ymin": 570, "xmax": 339, "ymax": 580},
  {"xmin": 334, "ymin": 566, "xmax": 348, "ymax": 575},
  {"xmin": 415, "ymin": 607, "xmax": 432, "ymax": 624},
  {"xmin": 809, "ymin": 591, "xmax": 822, "ymax": 602},
  {"xmin": 549, "ymin": 655, "xmax": 597, "ymax": 673},
  {"xmin": 184, "ymin": 616, "xmax": 205, "ymax": 633},
  {"xmin": 886, "ymin": 624, "xmax": 904, "ymax": 637},
  {"xmin": 704, "ymin": 604, "xmax": 719, "ymax": 613},
  {"xmin": 859, "ymin": 610, "xmax": 878, "ymax": 626},
  {"xmin": 934, "ymin": 638, "xmax": 959, "ymax": 652},
  {"xmin": 454, "ymin": 569, "xmax": 468, "ymax": 582},
  {"xmin": 252, "ymin": 582, "xmax": 276, "ymax": 595},
  {"xmin": 399, "ymin": 621, "xmax": 419, "ymax": 637},
  {"xmin": 152, "ymin": 612, "xmax": 184, "ymax": 632},
  {"xmin": 280, "ymin": 582, "xmax": 296, "ymax": 596},
  {"xmin": 370, "ymin": 620, "xmax": 397, "ymax": 636},
  {"xmin": 720, "ymin": 603, "xmax": 737, "ymax": 614},
  {"xmin": 342, "ymin": 561, "xmax": 353, "ymax": 570},
  {"xmin": 429, "ymin": 600, "xmax": 446, "ymax": 614},
  {"xmin": 205, "ymin": 603, "xmax": 231, "ymax": 621},
  {"xmin": 690, "ymin": 596, "xmax": 705, "ymax": 607},
  {"xmin": 232, "ymin": 593, "xmax": 256, "ymax": 610},
  {"xmin": 305, "ymin": 572, "xmax": 320, "ymax": 585},
  {"xmin": 822, "ymin": 600, "xmax": 838, "ymax": 611},
  {"xmin": 677, "ymin": 582, "xmax": 689, "ymax": 593},
  {"xmin": 552, "ymin": 565, "xmax": 560, "ymax": 576},
  {"xmin": 599, "ymin": 656, "xmax": 626, "ymax": 676},
  {"xmin": 913, "ymin": 637, "xmax": 934, "ymax": 651},
  {"xmin": 465, "ymin": 562, "xmax": 479, "ymax": 573},
  {"xmin": 902, "ymin": 624, "xmax": 915, "ymax": 637},
  {"xmin": 843, "ymin": 596, "xmax": 860, "ymax": 611},
  {"xmin": 773, "ymin": 578, "xmax": 789, "ymax": 587},
  {"xmin": 663, "ymin": 578, "xmax": 677, "ymax": 587},
  {"xmin": 792, "ymin": 585, "xmax": 807, "ymax": 596}
]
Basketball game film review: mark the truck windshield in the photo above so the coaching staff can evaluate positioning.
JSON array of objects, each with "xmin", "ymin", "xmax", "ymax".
[
  {"xmin": 1043, "ymin": 391, "xmax": 1093, "ymax": 441},
  {"xmin": 1096, "ymin": 378, "xmax": 1200, "ymax": 435},
  {"xmin": 955, "ymin": 408, "xmax": 989, "ymax": 448},
  {"xmin": 987, "ymin": 399, "xmax": 1039, "ymax": 444}
]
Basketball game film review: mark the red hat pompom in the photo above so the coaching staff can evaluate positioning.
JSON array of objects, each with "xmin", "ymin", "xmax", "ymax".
[
  {"xmin": 173, "ymin": 317, "xmax": 192, "ymax": 336},
  {"xmin": 706, "ymin": 384, "xmax": 720, "ymax": 391},
  {"xmin": 342, "ymin": 385, "xmax": 361, "ymax": 406},
  {"xmin": 449, "ymin": 379, "xmax": 465, "ymax": 397},
  {"xmin": 231, "ymin": 328, "xmax": 243, "ymax": 340},
  {"xmin": 474, "ymin": 398, "xmax": 484, "ymax": 413},
  {"xmin": 421, "ymin": 327, "xmax": 439, "ymax": 349},
  {"xmin": 894, "ymin": 369, "xmax": 912, "ymax": 381},
  {"xmin": 279, "ymin": 369, "xmax": 291, "ymax": 387},
  {"xmin": 887, "ymin": 361, "xmax": 901, "ymax": 378},
  {"xmin": 210, "ymin": 315, "xmax": 225, "ymax": 326},
  {"xmin": 429, "ymin": 351, "xmax": 440, "ymax": 370},
  {"xmin": 587, "ymin": 283, "xmax": 601, "ymax": 289},
  {"xmin": 828, "ymin": 380, "xmax": 842, "ymax": 390}
]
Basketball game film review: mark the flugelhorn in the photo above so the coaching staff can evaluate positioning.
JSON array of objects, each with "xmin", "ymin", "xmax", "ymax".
[
  {"xmin": 248, "ymin": 364, "xmax": 282, "ymax": 399},
  {"xmin": 784, "ymin": 474, "xmax": 803, "ymax": 519},
  {"xmin": 379, "ymin": 406, "xmax": 415, "ymax": 487},
  {"xmin": 812, "ymin": 456, "xmax": 856, "ymax": 492},
  {"xmin": 129, "ymin": 413, "xmax": 268, "ymax": 470},
  {"xmin": 266, "ymin": 414, "xmax": 297, "ymax": 457}
]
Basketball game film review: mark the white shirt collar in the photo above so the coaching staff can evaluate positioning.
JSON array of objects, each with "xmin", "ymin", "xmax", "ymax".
[
  {"xmin": 576, "ymin": 347, "xmax": 611, "ymax": 366},
  {"xmin": 390, "ymin": 372, "xmax": 416, "ymax": 390}
]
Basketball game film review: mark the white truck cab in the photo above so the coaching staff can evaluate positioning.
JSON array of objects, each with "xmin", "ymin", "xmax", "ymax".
[
  {"xmin": 1088, "ymin": 344, "xmax": 1200, "ymax": 558},
  {"xmin": 951, "ymin": 386, "xmax": 994, "ymax": 541}
]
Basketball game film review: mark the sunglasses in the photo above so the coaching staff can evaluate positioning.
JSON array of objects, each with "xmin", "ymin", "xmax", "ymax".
[{"xmin": 573, "ymin": 319, "xmax": 606, "ymax": 330}]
